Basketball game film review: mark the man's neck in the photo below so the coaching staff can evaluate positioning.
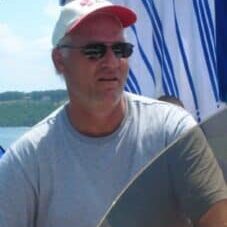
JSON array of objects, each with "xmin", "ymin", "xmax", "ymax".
[{"xmin": 67, "ymin": 96, "xmax": 126, "ymax": 137}]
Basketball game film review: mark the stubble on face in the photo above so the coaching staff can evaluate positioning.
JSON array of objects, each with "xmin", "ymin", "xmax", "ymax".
[{"xmin": 61, "ymin": 14, "xmax": 129, "ymax": 112}]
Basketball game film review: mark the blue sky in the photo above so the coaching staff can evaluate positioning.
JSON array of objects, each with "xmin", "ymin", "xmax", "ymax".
[{"xmin": 0, "ymin": 0, "xmax": 66, "ymax": 92}]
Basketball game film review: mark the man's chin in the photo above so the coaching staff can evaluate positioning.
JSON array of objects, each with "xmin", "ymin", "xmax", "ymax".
[{"xmin": 96, "ymin": 89, "xmax": 123, "ymax": 105}]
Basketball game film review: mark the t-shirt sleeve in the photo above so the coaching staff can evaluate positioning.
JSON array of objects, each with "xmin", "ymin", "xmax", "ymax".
[
  {"xmin": 167, "ymin": 125, "xmax": 227, "ymax": 222},
  {"xmin": 0, "ymin": 148, "xmax": 37, "ymax": 227}
]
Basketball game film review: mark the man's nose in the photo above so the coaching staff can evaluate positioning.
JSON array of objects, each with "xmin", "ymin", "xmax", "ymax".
[{"xmin": 101, "ymin": 47, "xmax": 120, "ymax": 67}]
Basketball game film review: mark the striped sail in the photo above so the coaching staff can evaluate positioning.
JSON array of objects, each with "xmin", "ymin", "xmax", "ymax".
[{"xmin": 114, "ymin": 0, "xmax": 225, "ymax": 122}]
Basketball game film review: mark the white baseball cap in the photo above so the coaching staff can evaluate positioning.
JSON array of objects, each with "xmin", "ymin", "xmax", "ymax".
[{"xmin": 52, "ymin": 0, "xmax": 137, "ymax": 46}]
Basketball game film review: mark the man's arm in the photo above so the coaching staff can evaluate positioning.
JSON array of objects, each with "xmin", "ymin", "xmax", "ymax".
[
  {"xmin": 0, "ymin": 149, "xmax": 36, "ymax": 226},
  {"xmin": 196, "ymin": 199, "xmax": 227, "ymax": 227},
  {"xmin": 167, "ymin": 126, "xmax": 227, "ymax": 225}
]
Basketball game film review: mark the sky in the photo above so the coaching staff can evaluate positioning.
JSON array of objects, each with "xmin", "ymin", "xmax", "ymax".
[{"xmin": 0, "ymin": 0, "xmax": 66, "ymax": 93}]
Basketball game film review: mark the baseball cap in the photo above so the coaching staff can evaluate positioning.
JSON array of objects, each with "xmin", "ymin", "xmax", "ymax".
[{"xmin": 52, "ymin": 0, "xmax": 137, "ymax": 46}]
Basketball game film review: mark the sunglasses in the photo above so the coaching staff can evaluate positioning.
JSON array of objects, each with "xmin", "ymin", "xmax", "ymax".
[{"xmin": 57, "ymin": 42, "xmax": 134, "ymax": 60}]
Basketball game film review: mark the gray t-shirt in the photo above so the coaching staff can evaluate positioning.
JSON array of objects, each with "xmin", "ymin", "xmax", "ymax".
[{"xmin": 0, "ymin": 92, "xmax": 226, "ymax": 227}]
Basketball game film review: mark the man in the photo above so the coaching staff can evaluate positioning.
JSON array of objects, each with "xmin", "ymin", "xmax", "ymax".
[{"xmin": 0, "ymin": 0, "xmax": 227, "ymax": 226}]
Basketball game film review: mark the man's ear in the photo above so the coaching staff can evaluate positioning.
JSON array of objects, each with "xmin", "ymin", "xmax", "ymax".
[{"xmin": 52, "ymin": 48, "xmax": 65, "ymax": 74}]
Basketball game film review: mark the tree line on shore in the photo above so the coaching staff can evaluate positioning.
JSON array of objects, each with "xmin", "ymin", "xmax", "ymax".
[{"xmin": 0, "ymin": 90, "xmax": 68, "ymax": 127}]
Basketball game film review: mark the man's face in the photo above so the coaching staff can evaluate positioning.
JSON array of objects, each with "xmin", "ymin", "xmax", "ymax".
[{"xmin": 55, "ymin": 14, "xmax": 130, "ymax": 108}]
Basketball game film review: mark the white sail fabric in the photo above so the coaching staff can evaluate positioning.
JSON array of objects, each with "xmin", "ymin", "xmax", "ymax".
[{"xmin": 112, "ymin": 0, "xmax": 225, "ymax": 122}]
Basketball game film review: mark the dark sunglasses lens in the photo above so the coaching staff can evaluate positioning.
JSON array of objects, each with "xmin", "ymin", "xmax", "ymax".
[
  {"xmin": 82, "ymin": 44, "xmax": 106, "ymax": 59},
  {"xmin": 81, "ymin": 42, "xmax": 134, "ymax": 59},
  {"xmin": 112, "ymin": 43, "xmax": 134, "ymax": 58}
]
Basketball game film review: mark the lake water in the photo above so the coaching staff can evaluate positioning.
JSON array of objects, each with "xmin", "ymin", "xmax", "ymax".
[{"xmin": 0, "ymin": 127, "xmax": 30, "ymax": 150}]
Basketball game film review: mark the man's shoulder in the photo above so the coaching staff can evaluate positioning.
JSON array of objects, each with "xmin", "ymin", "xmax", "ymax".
[
  {"xmin": 125, "ymin": 92, "xmax": 158, "ymax": 105},
  {"xmin": 125, "ymin": 92, "xmax": 197, "ymax": 140},
  {"xmin": 8, "ymin": 104, "xmax": 66, "ymax": 152},
  {"xmin": 125, "ymin": 92, "xmax": 188, "ymax": 114},
  {"xmin": 1, "ymin": 104, "xmax": 68, "ymax": 175}
]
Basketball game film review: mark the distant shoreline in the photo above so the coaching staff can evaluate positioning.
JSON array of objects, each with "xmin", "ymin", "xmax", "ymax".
[{"xmin": 0, "ymin": 90, "xmax": 68, "ymax": 127}]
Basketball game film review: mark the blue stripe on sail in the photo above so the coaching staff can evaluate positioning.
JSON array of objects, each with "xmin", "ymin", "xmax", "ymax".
[
  {"xmin": 150, "ymin": 1, "xmax": 175, "ymax": 77},
  {"xmin": 149, "ymin": 0, "xmax": 180, "ymax": 97},
  {"xmin": 199, "ymin": 0, "xmax": 220, "ymax": 101},
  {"xmin": 142, "ymin": 0, "xmax": 173, "ymax": 95},
  {"xmin": 199, "ymin": 1, "xmax": 216, "ymax": 69},
  {"xmin": 153, "ymin": 36, "xmax": 173, "ymax": 96},
  {"xmin": 203, "ymin": 1, "xmax": 215, "ymax": 45},
  {"xmin": 162, "ymin": 82, "xmax": 169, "ymax": 96},
  {"xmin": 125, "ymin": 79, "xmax": 137, "ymax": 94},
  {"xmin": 173, "ymin": 0, "xmax": 201, "ymax": 121},
  {"xmin": 193, "ymin": 0, "xmax": 220, "ymax": 102},
  {"xmin": 153, "ymin": 36, "xmax": 175, "ymax": 96},
  {"xmin": 124, "ymin": 84, "xmax": 130, "ymax": 93},
  {"xmin": 125, "ymin": 69, "xmax": 142, "ymax": 95},
  {"xmin": 130, "ymin": 25, "xmax": 156, "ymax": 86},
  {"xmin": 216, "ymin": 0, "xmax": 227, "ymax": 102},
  {"xmin": 142, "ymin": 0, "xmax": 179, "ymax": 97},
  {"xmin": 129, "ymin": 69, "xmax": 142, "ymax": 94}
]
